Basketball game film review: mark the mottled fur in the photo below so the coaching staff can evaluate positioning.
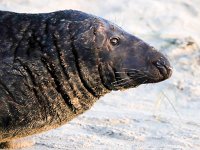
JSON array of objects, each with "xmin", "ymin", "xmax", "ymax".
[{"xmin": 0, "ymin": 10, "xmax": 172, "ymax": 148}]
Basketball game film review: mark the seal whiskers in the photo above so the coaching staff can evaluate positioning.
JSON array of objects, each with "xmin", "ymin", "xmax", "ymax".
[{"xmin": 112, "ymin": 75, "xmax": 147, "ymax": 87}]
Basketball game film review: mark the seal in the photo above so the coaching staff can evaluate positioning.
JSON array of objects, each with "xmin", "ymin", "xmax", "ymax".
[{"xmin": 0, "ymin": 10, "xmax": 172, "ymax": 148}]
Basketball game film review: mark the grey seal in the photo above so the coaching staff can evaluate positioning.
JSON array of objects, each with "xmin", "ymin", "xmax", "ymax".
[{"xmin": 0, "ymin": 10, "xmax": 172, "ymax": 148}]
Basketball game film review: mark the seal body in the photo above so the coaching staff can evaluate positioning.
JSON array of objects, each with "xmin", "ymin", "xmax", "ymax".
[{"xmin": 0, "ymin": 10, "xmax": 172, "ymax": 148}]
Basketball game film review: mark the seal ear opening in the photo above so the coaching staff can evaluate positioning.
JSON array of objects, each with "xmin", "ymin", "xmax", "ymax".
[
  {"xmin": 74, "ymin": 23, "xmax": 106, "ymax": 50},
  {"xmin": 74, "ymin": 28, "xmax": 96, "ymax": 49},
  {"xmin": 94, "ymin": 32, "xmax": 106, "ymax": 49},
  {"xmin": 94, "ymin": 23, "xmax": 107, "ymax": 49}
]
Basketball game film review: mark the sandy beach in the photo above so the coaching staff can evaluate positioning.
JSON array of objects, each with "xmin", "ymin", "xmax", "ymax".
[{"xmin": 0, "ymin": 0, "xmax": 199, "ymax": 149}]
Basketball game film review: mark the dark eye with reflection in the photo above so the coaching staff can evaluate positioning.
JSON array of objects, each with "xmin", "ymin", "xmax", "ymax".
[{"xmin": 110, "ymin": 37, "xmax": 120, "ymax": 46}]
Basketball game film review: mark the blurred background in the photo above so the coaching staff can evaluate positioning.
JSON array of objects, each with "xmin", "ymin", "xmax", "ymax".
[{"xmin": 0, "ymin": 0, "xmax": 199, "ymax": 149}]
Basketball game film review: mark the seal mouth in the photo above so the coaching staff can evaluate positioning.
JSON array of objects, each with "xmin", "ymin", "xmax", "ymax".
[
  {"xmin": 110, "ymin": 68, "xmax": 149, "ymax": 89},
  {"xmin": 110, "ymin": 64, "xmax": 172, "ymax": 90},
  {"xmin": 99, "ymin": 59, "xmax": 172, "ymax": 90}
]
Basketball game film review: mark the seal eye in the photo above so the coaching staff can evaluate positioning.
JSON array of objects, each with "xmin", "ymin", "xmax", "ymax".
[{"xmin": 110, "ymin": 37, "xmax": 120, "ymax": 46}]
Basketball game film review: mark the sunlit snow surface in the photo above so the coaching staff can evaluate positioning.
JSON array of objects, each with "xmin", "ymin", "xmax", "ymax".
[{"xmin": 0, "ymin": 0, "xmax": 199, "ymax": 149}]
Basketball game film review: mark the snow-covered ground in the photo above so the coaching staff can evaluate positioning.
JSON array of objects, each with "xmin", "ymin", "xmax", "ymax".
[{"xmin": 0, "ymin": 0, "xmax": 199, "ymax": 149}]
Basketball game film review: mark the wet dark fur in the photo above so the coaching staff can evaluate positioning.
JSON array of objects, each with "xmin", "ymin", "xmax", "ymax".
[{"xmin": 0, "ymin": 10, "xmax": 172, "ymax": 148}]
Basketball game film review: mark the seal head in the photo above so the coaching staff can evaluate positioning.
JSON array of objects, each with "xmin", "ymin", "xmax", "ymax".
[{"xmin": 74, "ymin": 18, "xmax": 173, "ymax": 90}]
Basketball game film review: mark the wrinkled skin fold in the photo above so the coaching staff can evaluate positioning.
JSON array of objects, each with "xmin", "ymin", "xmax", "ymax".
[{"xmin": 0, "ymin": 10, "xmax": 172, "ymax": 147}]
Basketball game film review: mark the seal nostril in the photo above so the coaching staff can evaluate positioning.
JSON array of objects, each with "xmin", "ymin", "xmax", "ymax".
[
  {"xmin": 156, "ymin": 61, "xmax": 163, "ymax": 68},
  {"xmin": 153, "ymin": 59, "xmax": 172, "ymax": 79}
]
